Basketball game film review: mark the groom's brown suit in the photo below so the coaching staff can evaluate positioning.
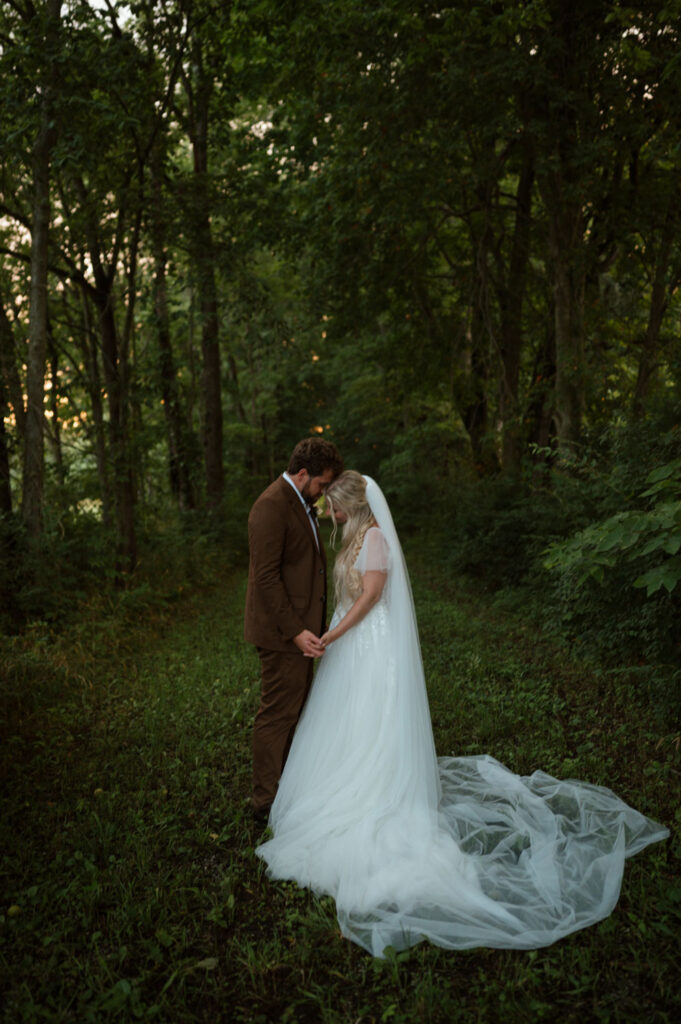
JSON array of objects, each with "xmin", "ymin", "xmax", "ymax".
[{"xmin": 245, "ymin": 476, "xmax": 327, "ymax": 811}]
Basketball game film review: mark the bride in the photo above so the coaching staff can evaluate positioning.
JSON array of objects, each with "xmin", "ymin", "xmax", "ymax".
[{"xmin": 255, "ymin": 471, "xmax": 668, "ymax": 957}]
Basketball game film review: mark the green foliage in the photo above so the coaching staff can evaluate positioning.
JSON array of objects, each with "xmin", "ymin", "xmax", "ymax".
[
  {"xmin": 2, "ymin": 0, "xmax": 681, "ymax": 618},
  {"xmin": 544, "ymin": 460, "xmax": 681, "ymax": 596},
  {"xmin": 0, "ymin": 487, "xmax": 250, "ymax": 634},
  {"xmin": 437, "ymin": 471, "xmax": 563, "ymax": 588},
  {"xmin": 425, "ymin": 406, "xmax": 681, "ymax": 697},
  {"xmin": 540, "ymin": 455, "xmax": 681, "ymax": 679},
  {"xmin": 0, "ymin": 509, "xmax": 114, "ymax": 628}
]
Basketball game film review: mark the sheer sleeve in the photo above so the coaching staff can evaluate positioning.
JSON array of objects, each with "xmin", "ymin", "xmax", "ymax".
[{"xmin": 354, "ymin": 527, "xmax": 390, "ymax": 574}]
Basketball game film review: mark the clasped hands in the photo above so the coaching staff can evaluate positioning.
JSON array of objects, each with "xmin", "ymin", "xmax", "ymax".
[{"xmin": 294, "ymin": 628, "xmax": 336, "ymax": 658}]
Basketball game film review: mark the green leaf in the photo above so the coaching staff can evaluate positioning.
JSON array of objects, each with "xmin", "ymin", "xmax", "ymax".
[
  {"xmin": 639, "ymin": 535, "xmax": 667, "ymax": 556},
  {"xmin": 633, "ymin": 555, "xmax": 681, "ymax": 596},
  {"xmin": 663, "ymin": 535, "xmax": 681, "ymax": 555},
  {"xmin": 646, "ymin": 459, "xmax": 681, "ymax": 484}
]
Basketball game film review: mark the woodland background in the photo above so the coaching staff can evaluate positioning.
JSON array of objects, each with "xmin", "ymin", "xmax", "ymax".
[
  {"xmin": 2, "ymin": 0, "xmax": 681, "ymax": 671},
  {"xmin": 1, "ymin": 2, "xmax": 680, "ymax": 1021}
]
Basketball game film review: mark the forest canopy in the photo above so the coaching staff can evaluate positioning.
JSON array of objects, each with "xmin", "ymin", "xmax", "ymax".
[{"xmin": 1, "ymin": 0, "xmax": 681, "ymax": 678}]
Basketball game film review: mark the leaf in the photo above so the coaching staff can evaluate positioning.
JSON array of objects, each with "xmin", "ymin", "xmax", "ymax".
[
  {"xmin": 639, "ymin": 535, "xmax": 668, "ymax": 556},
  {"xmin": 155, "ymin": 928, "xmax": 174, "ymax": 948},
  {"xmin": 640, "ymin": 460, "xmax": 681, "ymax": 497},
  {"xmin": 100, "ymin": 979, "xmax": 132, "ymax": 1011},
  {"xmin": 195, "ymin": 957, "xmax": 218, "ymax": 970},
  {"xmin": 646, "ymin": 458, "xmax": 681, "ymax": 484},
  {"xmin": 641, "ymin": 480, "xmax": 676, "ymax": 498},
  {"xmin": 633, "ymin": 555, "xmax": 681, "ymax": 596}
]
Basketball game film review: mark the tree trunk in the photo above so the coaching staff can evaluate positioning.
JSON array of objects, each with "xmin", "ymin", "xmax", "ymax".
[
  {"xmin": 151, "ymin": 145, "xmax": 196, "ymax": 509},
  {"xmin": 23, "ymin": 120, "xmax": 53, "ymax": 534},
  {"xmin": 544, "ymin": 187, "xmax": 585, "ymax": 448},
  {"xmin": 527, "ymin": 323, "xmax": 556, "ymax": 456},
  {"xmin": 0, "ymin": 372, "xmax": 12, "ymax": 515},
  {"xmin": 98, "ymin": 291, "xmax": 136, "ymax": 574},
  {"xmin": 21, "ymin": 0, "xmax": 61, "ymax": 536},
  {"xmin": 0, "ymin": 293, "xmax": 26, "ymax": 443},
  {"xmin": 497, "ymin": 142, "xmax": 534, "ymax": 472},
  {"xmin": 194, "ymin": 191, "xmax": 224, "ymax": 508},
  {"xmin": 80, "ymin": 281, "xmax": 113, "ymax": 526},
  {"xmin": 532, "ymin": 2, "xmax": 596, "ymax": 451},
  {"xmin": 463, "ymin": 216, "xmax": 498, "ymax": 474},
  {"xmin": 632, "ymin": 203, "xmax": 678, "ymax": 418},
  {"xmin": 462, "ymin": 328, "xmax": 497, "ymax": 474},
  {"xmin": 188, "ymin": 40, "xmax": 224, "ymax": 508},
  {"xmin": 47, "ymin": 326, "xmax": 65, "ymax": 486}
]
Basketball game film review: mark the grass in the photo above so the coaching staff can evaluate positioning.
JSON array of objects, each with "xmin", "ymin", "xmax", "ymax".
[{"xmin": 1, "ymin": 542, "xmax": 679, "ymax": 1023}]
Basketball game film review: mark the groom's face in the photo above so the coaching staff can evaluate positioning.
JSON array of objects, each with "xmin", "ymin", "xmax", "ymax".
[{"xmin": 302, "ymin": 468, "xmax": 335, "ymax": 503}]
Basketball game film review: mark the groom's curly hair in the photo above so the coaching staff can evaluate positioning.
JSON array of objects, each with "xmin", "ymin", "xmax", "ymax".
[{"xmin": 288, "ymin": 437, "xmax": 344, "ymax": 479}]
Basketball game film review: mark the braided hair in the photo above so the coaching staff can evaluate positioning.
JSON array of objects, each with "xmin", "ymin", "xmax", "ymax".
[{"xmin": 325, "ymin": 471, "xmax": 377, "ymax": 605}]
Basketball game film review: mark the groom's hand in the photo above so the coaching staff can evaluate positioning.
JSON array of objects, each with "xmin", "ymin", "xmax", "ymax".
[{"xmin": 294, "ymin": 629, "xmax": 326, "ymax": 658}]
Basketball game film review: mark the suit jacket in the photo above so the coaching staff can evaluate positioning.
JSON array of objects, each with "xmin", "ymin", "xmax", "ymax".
[{"xmin": 244, "ymin": 476, "xmax": 327, "ymax": 652}]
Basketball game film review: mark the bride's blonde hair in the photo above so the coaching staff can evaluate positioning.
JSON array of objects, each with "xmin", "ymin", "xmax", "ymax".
[{"xmin": 326, "ymin": 471, "xmax": 377, "ymax": 604}]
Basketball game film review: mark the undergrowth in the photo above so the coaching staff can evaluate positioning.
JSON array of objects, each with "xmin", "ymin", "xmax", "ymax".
[{"xmin": 1, "ymin": 539, "xmax": 679, "ymax": 1023}]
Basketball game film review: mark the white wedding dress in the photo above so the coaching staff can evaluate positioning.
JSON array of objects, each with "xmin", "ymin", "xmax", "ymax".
[{"xmin": 256, "ymin": 478, "xmax": 669, "ymax": 957}]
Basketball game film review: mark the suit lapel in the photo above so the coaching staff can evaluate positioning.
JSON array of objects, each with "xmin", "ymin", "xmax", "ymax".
[{"xmin": 278, "ymin": 476, "xmax": 321, "ymax": 552}]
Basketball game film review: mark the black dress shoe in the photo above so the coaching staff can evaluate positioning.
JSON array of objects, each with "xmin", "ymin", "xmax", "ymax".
[{"xmin": 252, "ymin": 805, "xmax": 271, "ymax": 826}]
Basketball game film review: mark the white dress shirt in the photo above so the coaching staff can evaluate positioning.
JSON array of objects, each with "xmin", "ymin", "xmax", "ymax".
[{"xmin": 283, "ymin": 471, "xmax": 320, "ymax": 550}]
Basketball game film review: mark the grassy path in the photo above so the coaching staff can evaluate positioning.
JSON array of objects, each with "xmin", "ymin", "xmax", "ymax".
[{"xmin": 1, "ymin": 555, "xmax": 679, "ymax": 1023}]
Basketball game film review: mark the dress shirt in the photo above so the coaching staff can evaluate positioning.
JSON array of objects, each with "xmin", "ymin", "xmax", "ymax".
[{"xmin": 283, "ymin": 472, "xmax": 320, "ymax": 550}]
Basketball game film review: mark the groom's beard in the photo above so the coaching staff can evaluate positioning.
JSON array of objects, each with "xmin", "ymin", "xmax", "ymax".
[{"xmin": 301, "ymin": 481, "xmax": 315, "ymax": 506}]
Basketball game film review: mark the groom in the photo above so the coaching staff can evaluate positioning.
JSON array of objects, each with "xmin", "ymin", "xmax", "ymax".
[{"xmin": 245, "ymin": 437, "xmax": 344, "ymax": 821}]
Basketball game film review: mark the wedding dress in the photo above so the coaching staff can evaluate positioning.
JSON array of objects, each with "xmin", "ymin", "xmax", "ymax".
[{"xmin": 256, "ymin": 477, "xmax": 669, "ymax": 957}]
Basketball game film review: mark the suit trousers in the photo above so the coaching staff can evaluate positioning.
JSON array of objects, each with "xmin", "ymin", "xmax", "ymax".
[{"xmin": 252, "ymin": 647, "xmax": 314, "ymax": 812}]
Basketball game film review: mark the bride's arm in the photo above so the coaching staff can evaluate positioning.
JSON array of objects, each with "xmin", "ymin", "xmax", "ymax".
[{"xmin": 320, "ymin": 570, "xmax": 386, "ymax": 646}]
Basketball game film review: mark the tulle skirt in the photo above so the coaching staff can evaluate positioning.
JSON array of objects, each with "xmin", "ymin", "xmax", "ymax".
[{"xmin": 255, "ymin": 603, "xmax": 669, "ymax": 957}]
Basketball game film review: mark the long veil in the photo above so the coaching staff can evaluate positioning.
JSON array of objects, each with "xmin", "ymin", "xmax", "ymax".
[{"xmin": 361, "ymin": 475, "xmax": 441, "ymax": 808}]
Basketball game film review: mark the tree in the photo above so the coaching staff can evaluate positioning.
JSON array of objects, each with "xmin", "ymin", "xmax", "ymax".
[{"xmin": 2, "ymin": 0, "xmax": 64, "ymax": 535}]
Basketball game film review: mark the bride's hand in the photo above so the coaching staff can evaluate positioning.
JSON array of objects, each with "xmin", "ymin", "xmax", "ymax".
[
  {"xmin": 294, "ymin": 629, "xmax": 326, "ymax": 657},
  {"xmin": 320, "ymin": 629, "xmax": 337, "ymax": 647}
]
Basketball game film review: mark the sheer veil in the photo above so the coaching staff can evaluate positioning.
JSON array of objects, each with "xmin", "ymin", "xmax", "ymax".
[{"xmin": 361, "ymin": 476, "xmax": 441, "ymax": 807}]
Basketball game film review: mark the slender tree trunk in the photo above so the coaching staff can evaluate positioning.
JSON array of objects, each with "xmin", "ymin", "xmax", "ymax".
[
  {"xmin": 497, "ymin": 142, "xmax": 534, "ymax": 472},
  {"xmin": 22, "ymin": 0, "xmax": 61, "ymax": 536},
  {"xmin": 80, "ymin": 282, "xmax": 113, "ymax": 526},
  {"xmin": 47, "ymin": 326, "xmax": 65, "ymax": 486},
  {"xmin": 633, "ymin": 283, "xmax": 667, "ymax": 418},
  {"xmin": 463, "ymin": 219, "xmax": 498, "ymax": 474},
  {"xmin": 95, "ymin": 280, "xmax": 136, "ymax": 574},
  {"xmin": 462, "ymin": 328, "xmax": 497, "ymax": 473},
  {"xmin": 632, "ymin": 203, "xmax": 678, "ymax": 417},
  {"xmin": 0, "ymin": 339, "xmax": 15, "ymax": 617},
  {"xmin": 527, "ymin": 322, "xmax": 556, "ymax": 455},
  {"xmin": 151, "ymin": 146, "xmax": 195, "ymax": 509},
  {"xmin": 544, "ymin": 185, "xmax": 585, "ymax": 448},
  {"xmin": 23, "ymin": 116, "xmax": 53, "ymax": 532},
  {"xmin": 0, "ymin": 294, "xmax": 26, "ymax": 443},
  {"xmin": 123, "ymin": 203, "xmax": 145, "ymax": 508},
  {"xmin": 0, "ymin": 373, "xmax": 12, "ymax": 515},
  {"xmin": 0, "ymin": 289, "xmax": 21, "ymax": 516},
  {"xmin": 194, "ymin": 188, "xmax": 224, "ymax": 508},
  {"xmin": 188, "ymin": 40, "xmax": 224, "ymax": 507},
  {"xmin": 22, "ymin": 147, "xmax": 50, "ymax": 534}
]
